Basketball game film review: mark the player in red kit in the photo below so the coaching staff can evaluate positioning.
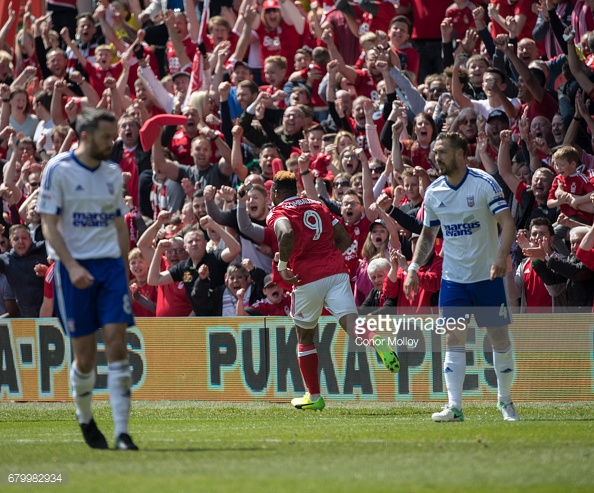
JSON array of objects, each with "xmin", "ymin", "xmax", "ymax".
[{"xmin": 267, "ymin": 171, "xmax": 399, "ymax": 411}]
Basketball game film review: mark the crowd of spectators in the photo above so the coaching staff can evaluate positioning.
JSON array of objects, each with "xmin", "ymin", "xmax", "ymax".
[{"xmin": 4, "ymin": 0, "xmax": 594, "ymax": 318}]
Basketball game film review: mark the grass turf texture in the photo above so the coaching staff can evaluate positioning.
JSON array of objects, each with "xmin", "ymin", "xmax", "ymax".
[{"xmin": 1, "ymin": 401, "xmax": 593, "ymax": 492}]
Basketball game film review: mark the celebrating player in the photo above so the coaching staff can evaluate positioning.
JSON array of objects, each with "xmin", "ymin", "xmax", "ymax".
[
  {"xmin": 404, "ymin": 132, "xmax": 519, "ymax": 422},
  {"xmin": 267, "ymin": 171, "xmax": 399, "ymax": 411},
  {"xmin": 38, "ymin": 108, "xmax": 139, "ymax": 450}
]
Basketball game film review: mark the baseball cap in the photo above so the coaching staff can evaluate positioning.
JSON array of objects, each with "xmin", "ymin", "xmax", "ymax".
[
  {"xmin": 232, "ymin": 60, "xmax": 249, "ymax": 71},
  {"xmin": 487, "ymin": 110, "xmax": 509, "ymax": 123},
  {"xmin": 172, "ymin": 68, "xmax": 191, "ymax": 80},
  {"xmin": 263, "ymin": 0, "xmax": 280, "ymax": 10},
  {"xmin": 369, "ymin": 218, "xmax": 387, "ymax": 232},
  {"xmin": 263, "ymin": 274, "xmax": 275, "ymax": 289}
]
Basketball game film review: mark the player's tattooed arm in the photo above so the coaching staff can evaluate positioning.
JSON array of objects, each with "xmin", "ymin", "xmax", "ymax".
[
  {"xmin": 274, "ymin": 218, "xmax": 295, "ymax": 263},
  {"xmin": 332, "ymin": 221, "xmax": 353, "ymax": 253},
  {"xmin": 411, "ymin": 225, "xmax": 439, "ymax": 266}
]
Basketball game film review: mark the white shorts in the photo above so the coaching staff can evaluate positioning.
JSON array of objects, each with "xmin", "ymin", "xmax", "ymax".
[{"xmin": 291, "ymin": 273, "xmax": 357, "ymax": 329}]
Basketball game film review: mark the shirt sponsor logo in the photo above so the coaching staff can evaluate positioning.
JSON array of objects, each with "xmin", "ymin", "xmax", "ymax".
[
  {"xmin": 72, "ymin": 212, "xmax": 116, "ymax": 227},
  {"xmin": 444, "ymin": 221, "xmax": 481, "ymax": 237},
  {"xmin": 262, "ymin": 36, "xmax": 281, "ymax": 49}
]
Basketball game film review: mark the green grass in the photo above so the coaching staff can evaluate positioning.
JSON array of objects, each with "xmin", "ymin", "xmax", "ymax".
[{"xmin": 1, "ymin": 401, "xmax": 593, "ymax": 492}]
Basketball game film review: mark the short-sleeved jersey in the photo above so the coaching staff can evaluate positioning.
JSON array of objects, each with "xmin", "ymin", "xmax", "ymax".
[
  {"xmin": 37, "ymin": 151, "xmax": 127, "ymax": 261},
  {"xmin": 266, "ymin": 196, "xmax": 348, "ymax": 285},
  {"xmin": 354, "ymin": 69, "xmax": 381, "ymax": 101},
  {"xmin": 548, "ymin": 172, "xmax": 594, "ymax": 222},
  {"xmin": 166, "ymin": 36, "xmax": 198, "ymax": 74},
  {"xmin": 256, "ymin": 22, "xmax": 304, "ymax": 67},
  {"xmin": 445, "ymin": 1, "xmax": 477, "ymax": 40},
  {"xmin": 84, "ymin": 62, "xmax": 124, "ymax": 98},
  {"xmin": 246, "ymin": 292, "xmax": 291, "ymax": 316},
  {"xmin": 423, "ymin": 168, "xmax": 508, "ymax": 283}
]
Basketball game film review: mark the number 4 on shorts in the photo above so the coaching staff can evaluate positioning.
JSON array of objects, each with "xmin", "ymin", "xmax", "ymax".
[{"xmin": 499, "ymin": 303, "xmax": 508, "ymax": 318}]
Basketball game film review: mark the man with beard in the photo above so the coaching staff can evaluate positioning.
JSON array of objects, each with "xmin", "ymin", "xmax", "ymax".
[
  {"xmin": 404, "ymin": 131, "xmax": 519, "ymax": 423},
  {"xmin": 38, "ymin": 108, "xmax": 138, "ymax": 450}
]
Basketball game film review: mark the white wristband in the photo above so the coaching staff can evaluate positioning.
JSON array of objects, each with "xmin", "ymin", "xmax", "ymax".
[
  {"xmin": 408, "ymin": 262, "xmax": 420, "ymax": 272},
  {"xmin": 278, "ymin": 260, "xmax": 288, "ymax": 271}
]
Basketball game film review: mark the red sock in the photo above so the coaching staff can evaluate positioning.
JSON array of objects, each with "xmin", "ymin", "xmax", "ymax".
[{"xmin": 298, "ymin": 344, "xmax": 320, "ymax": 396}]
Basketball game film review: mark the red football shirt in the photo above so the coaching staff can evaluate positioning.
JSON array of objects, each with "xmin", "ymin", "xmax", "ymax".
[
  {"xmin": 410, "ymin": 0, "xmax": 450, "ymax": 39},
  {"xmin": 548, "ymin": 173, "xmax": 594, "ymax": 223},
  {"xmin": 169, "ymin": 130, "xmax": 194, "ymax": 166},
  {"xmin": 340, "ymin": 215, "xmax": 371, "ymax": 285},
  {"xmin": 266, "ymin": 196, "xmax": 348, "ymax": 285},
  {"xmin": 445, "ymin": 2, "xmax": 477, "ymax": 41},
  {"xmin": 84, "ymin": 61, "xmax": 124, "ymax": 98},
  {"xmin": 256, "ymin": 22, "xmax": 304, "ymax": 68},
  {"xmin": 167, "ymin": 36, "xmax": 198, "ymax": 74},
  {"xmin": 522, "ymin": 261, "xmax": 553, "ymax": 311},
  {"xmin": 119, "ymin": 148, "xmax": 140, "ymax": 208},
  {"xmin": 247, "ymin": 292, "xmax": 291, "ymax": 316},
  {"xmin": 43, "ymin": 263, "xmax": 55, "ymax": 300},
  {"xmin": 132, "ymin": 282, "xmax": 158, "ymax": 317}
]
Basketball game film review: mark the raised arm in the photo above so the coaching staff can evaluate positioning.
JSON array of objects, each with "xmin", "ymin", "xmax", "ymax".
[
  {"xmin": 94, "ymin": 5, "xmax": 128, "ymax": 55},
  {"xmin": 279, "ymin": 0, "xmax": 305, "ymax": 34},
  {"xmin": 152, "ymin": 127, "xmax": 181, "ymax": 181},
  {"xmin": 451, "ymin": 53, "xmax": 474, "ymax": 109},
  {"xmin": 236, "ymin": 185, "xmax": 266, "ymax": 243},
  {"xmin": 297, "ymin": 148, "xmax": 321, "ymax": 202},
  {"xmin": 496, "ymin": 129, "xmax": 521, "ymax": 194},
  {"xmin": 137, "ymin": 209, "xmax": 171, "ymax": 261},
  {"xmin": 230, "ymin": 125, "xmax": 249, "ymax": 182},
  {"xmin": 321, "ymin": 27, "xmax": 357, "ymax": 85},
  {"xmin": 565, "ymin": 29, "xmax": 594, "ymax": 96},
  {"xmin": 184, "ymin": 0, "xmax": 200, "ymax": 41},
  {"xmin": 499, "ymin": 35, "xmax": 544, "ymax": 103},
  {"xmin": 357, "ymin": 147, "xmax": 380, "ymax": 222},
  {"xmin": 148, "ymin": 239, "xmax": 175, "ymax": 286},
  {"xmin": 199, "ymin": 215, "xmax": 241, "ymax": 263},
  {"xmin": 61, "ymin": 28, "xmax": 87, "ymax": 68},
  {"xmin": 164, "ymin": 9, "xmax": 192, "ymax": 69}
]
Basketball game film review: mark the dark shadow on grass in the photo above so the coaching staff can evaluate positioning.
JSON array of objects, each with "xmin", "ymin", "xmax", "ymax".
[
  {"xmin": 144, "ymin": 447, "xmax": 269, "ymax": 453},
  {"xmin": 520, "ymin": 418, "xmax": 594, "ymax": 422}
]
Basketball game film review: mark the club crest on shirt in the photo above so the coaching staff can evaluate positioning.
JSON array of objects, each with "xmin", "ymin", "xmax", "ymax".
[
  {"xmin": 107, "ymin": 181, "xmax": 114, "ymax": 194},
  {"xmin": 183, "ymin": 271, "xmax": 193, "ymax": 283},
  {"xmin": 466, "ymin": 194, "xmax": 475, "ymax": 207}
]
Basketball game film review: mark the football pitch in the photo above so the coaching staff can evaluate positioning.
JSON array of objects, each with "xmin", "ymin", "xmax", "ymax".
[{"xmin": 1, "ymin": 401, "xmax": 593, "ymax": 492}]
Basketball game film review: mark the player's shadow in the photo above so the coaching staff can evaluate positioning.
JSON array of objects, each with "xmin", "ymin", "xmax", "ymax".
[
  {"xmin": 523, "ymin": 418, "xmax": 594, "ymax": 422},
  {"xmin": 145, "ymin": 447, "xmax": 269, "ymax": 452}
]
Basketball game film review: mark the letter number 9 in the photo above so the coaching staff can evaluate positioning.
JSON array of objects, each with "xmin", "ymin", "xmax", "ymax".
[{"xmin": 304, "ymin": 210, "xmax": 322, "ymax": 240}]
